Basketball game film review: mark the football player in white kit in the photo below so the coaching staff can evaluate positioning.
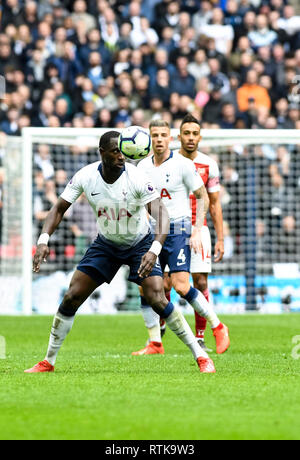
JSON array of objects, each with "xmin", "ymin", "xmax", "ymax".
[
  {"xmin": 25, "ymin": 131, "xmax": 216, "ymax": 374},
  {"xmin": 132, "ymin": 120, "xmax": 229, "ymax": 356}
]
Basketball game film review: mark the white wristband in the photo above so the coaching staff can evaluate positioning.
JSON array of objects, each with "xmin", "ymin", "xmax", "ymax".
[
  {"xmin": 37, "ymin": 233, "xmax": 50, "ymax": 246},
  {"xmin": 149, "ymin": 240, "xmax": 162, "ymax": 257}
]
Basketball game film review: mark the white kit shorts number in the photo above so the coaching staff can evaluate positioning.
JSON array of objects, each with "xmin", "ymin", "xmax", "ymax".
[{"xmin": 190, "ymin": 226, "xmax": 212, "ymax": 274}]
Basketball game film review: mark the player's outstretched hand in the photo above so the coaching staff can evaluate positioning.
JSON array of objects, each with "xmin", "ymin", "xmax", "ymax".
[
  {"xmin": 33, "ymin": 244, "xmax": 50, "ymax": 273},
  {"xmin": 190, "ymin": 227, "xmax": 202, "ymax": 254},
  {"xmin": 138, "ymin": 252, "xmax": 157, "ymax": 278}
]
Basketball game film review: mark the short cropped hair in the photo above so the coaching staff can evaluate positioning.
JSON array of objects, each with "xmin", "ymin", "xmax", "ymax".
[
  {"xmin": 149, "ymin": 119, "xmax": 170, "ymax": 130},
  {"xmin": 180, "ymin": 114, "xmax": 201, "ymax": 130},
  {"xmin": 99, "ymin": 130, "xmax": 120, "ymax": 151}
]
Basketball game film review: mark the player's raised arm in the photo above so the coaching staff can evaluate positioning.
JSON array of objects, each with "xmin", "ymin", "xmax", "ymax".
[
  {"xmin": 190, "ymin": 185, "xmax": 209, "ymax": 254},
  {"xmin": 33, "ymin": 197, "xmax": 72, "ymax": 273},
  {"xmin": 137, "ymin": 198, "xmax": 170, "ymax": 278}
]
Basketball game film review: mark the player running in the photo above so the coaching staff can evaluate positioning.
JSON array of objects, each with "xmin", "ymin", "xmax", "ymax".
[
  {"xmin": 25, "ymin": 130, "xmax": 216, "ymax": 374},
  {"xmin": 132, "ymin": 120, "xmax": 229, "ymax": 356}
]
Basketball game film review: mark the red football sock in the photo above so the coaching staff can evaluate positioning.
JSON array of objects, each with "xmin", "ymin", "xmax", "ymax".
[{"xmin": 195, "ymin": 289, "xmax": 209, "ymax": 338}]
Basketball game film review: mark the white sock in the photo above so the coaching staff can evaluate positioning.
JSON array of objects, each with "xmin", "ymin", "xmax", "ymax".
[
  {"xmin": 186, "ymin": 288, "xmax": 220, "ymax": 329},
  {"xmin": 141, "ymin": 306, "xmax": 161, "ymax": 343},
  {"xmin": 45, "ymin": 312, "xmax": 75, "ymax": 366},
  {"xmin": 165, "ymin": 307, "xmax": 208, "ymax": 360}
]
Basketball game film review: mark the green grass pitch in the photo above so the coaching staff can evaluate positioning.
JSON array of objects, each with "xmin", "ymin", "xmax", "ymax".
[{"xmin": 0, "ymin": 314, "xmax": 300, "ymax": 440}]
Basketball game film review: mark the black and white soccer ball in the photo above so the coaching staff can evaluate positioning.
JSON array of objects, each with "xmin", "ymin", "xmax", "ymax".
[{"xmin": 118, "ymin": 126, "xmax": 152, "ymax": 160}]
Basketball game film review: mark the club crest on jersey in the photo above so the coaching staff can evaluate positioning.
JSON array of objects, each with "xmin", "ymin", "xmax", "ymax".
[
  {"xmin": 146, "ymin": 183, "xmax": 154, "ymax": 193},
  {"xmin": 197, "ymin": 168, "xmax": 206, "ymax": 175}
]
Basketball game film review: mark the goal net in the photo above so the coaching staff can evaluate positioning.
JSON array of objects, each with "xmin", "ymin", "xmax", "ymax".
[{"xmin": 1, "ymin": 128, "xmax": 300, "ymax": 315}]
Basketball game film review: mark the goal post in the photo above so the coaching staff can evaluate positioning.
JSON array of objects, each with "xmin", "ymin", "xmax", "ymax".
[{"xmin": 1, "ymin": 128, "xmax": 300, "ymax": 315}]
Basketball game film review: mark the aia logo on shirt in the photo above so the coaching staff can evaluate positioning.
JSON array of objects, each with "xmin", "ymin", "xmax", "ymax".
[
  {"xmin": 161, "ymin": 188, "xmax": 171, "ymax": 199},
  {"xmin": 98, "ymin": 207, "xmax": 132, "ymax": 220}
]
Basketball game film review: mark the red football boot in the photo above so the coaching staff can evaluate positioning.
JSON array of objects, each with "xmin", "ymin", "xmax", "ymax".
[
  {"xmin": 197, "ymin": 357, "xmax": 216, "ymax": 373},
  {"xmin": 213, "ymin": 323, "xmax": 230, "ymax": 354},
  {"xmin": 24, "ymin": 360, "xmax": 54, "ymax": 373},
  {"xmin": 132, "ymin": 341, "xmax": 164, "ymax": 356}
]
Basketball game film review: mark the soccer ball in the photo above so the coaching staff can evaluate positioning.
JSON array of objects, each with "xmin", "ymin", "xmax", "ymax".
[{"xmin": 118, "ymin": 126, "xmax": 152, "ymax": 160}]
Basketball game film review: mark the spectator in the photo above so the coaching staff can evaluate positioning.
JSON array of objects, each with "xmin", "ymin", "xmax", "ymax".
[
  {"xmin": 2, "ymin": 0, "xmax": 23, "ymax": 29},
  {"xmin": 130, "ymin": 16, "xmax": 159, "ymax": 50},
  {"xmin": 171, "ymin": 56, "xmax": 196, "ymax": 98},
  {"xmin": 95, "ymin": 107, "xmax": 113, "ymax": 127},
  {"xmin": 275, "ymin": 215, "xmax": 300, "ymax": 262},
  {"xmin": 223, "ymin": 72, "xmax": 240, "ymax": 109},
  {"xmin": 117, "ymin": 21, "xmax": 133, "ymax": 50},
  {"xmin": 287, "ymin": 104, "xmax": 300, "ymax": 127},
  {"xmin": 55, "ymin": 98, "xmax": 71, "ymax": 126},
  {"xmin": 78, "ymin": 27, "xmax": 111, "ymax": 69},
  {"xmin": 268, "ymin": 172, "xmax": 296, "ymax": 230},
  {"xmin": 248, "ymin": 14, "xmax": 278, "ymax": 51},
  {"xmin": 187, "ymin": 48, "xmax": 210, "ymax": 81},
  {"xmin": 26, "ymin": 49, "xmax": 47, "ymax": 84},
  {"xmin": 192, "ymin": 1, "xmax": 213, "ymax": 30},
  {"xmin": 147, "ymin": 48, "xmax": 176, "ymax": 88},
  {"xmin": 220, "ymin": 103, "xmax": 237, "ymax": 129},
  {"xmin": 272, "ymin": 43, "xmax": 286, "ymax": 89},
  {"xmin": 47, "ymin": 41, "xmax": 83, "ymax": 90},
  {"xmin": 0, "ymin": 36, "xmax": 20, "ymax": 76},
  {"xmin": 224, "ymin": 0, "xmax": 244, "ymax": 35},
  {"xmin": 275, "ymin": 98, "xmax": 295, "ymax": 129},
  {"xmin": 155, "ymin": 1, "xmax": 181, "ymax": 34},
  {"xmin": 255, "ymin": 219, "xmax": 271, "ymax": 260},
  {"xmin": 98, "ymin": 7, "xmax": 119, "ymax": 49},
  {"xmin": 34, "ymin": 144, "xmax": 55, "ymax": 180},
  {"xmin": 276, "ymin": 5, "xmax": 300, "ymax": 50},
  {"xmin": 71, "ymin": 0, "xmax": 97, "ymax": 32},
  {"xmin": 237, "ymin": 69, "xmax": 271, "ymax": 112},
  {"xmin": 200, "ymin": 7, "xmax": 234, "ymax": 56},
  {"xmin": 150, "ymin": 69, "xmax": 171, "ymax": 108},
  {"xmin": 159, "ymin": 26, "xmax": 176, "ymax": 54},
  {"xmin": 207, "ymin": 57, "xmax": 230, "ymax": 95},
  {"xmin": 202, "ymin": 84, "xmax": 225, "ymax": 124},
  {"xmin": 0, "ymin": 0, "xmax": 297, "ymax": 142},
  {"xmin": 87, "ymin": 51, "xmax": 105, "ymax": 89},
  {"xmin": 0, "ymin": 107, "xmax": 20, "ymax": 135},
  {"xmin": 229, "ymin": 36, "xmax": 254, "ymax": 72},
  {"xmin": 32, "ymin": 98, "xmax": 54, "ymax": 127}
]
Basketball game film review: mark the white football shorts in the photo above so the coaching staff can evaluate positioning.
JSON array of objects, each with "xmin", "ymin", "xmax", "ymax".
[{"xmin": 190, "ymin": 225, "xmax": 212, "ymax": 274}]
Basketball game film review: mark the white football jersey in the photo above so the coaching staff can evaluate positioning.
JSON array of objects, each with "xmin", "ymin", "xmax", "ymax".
[
  {"xmin": 61, "ymin": 161, "xmax": 159, "ymax": 248},
  {"xmin": 137, "ymin": 151, "xmax": 203, "ymax": 221}
]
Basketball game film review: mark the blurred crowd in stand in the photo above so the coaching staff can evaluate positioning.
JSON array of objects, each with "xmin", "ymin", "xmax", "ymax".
[{"xmin": 0, "ymin": 0, "xmax": 299, "ymax": 271}]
